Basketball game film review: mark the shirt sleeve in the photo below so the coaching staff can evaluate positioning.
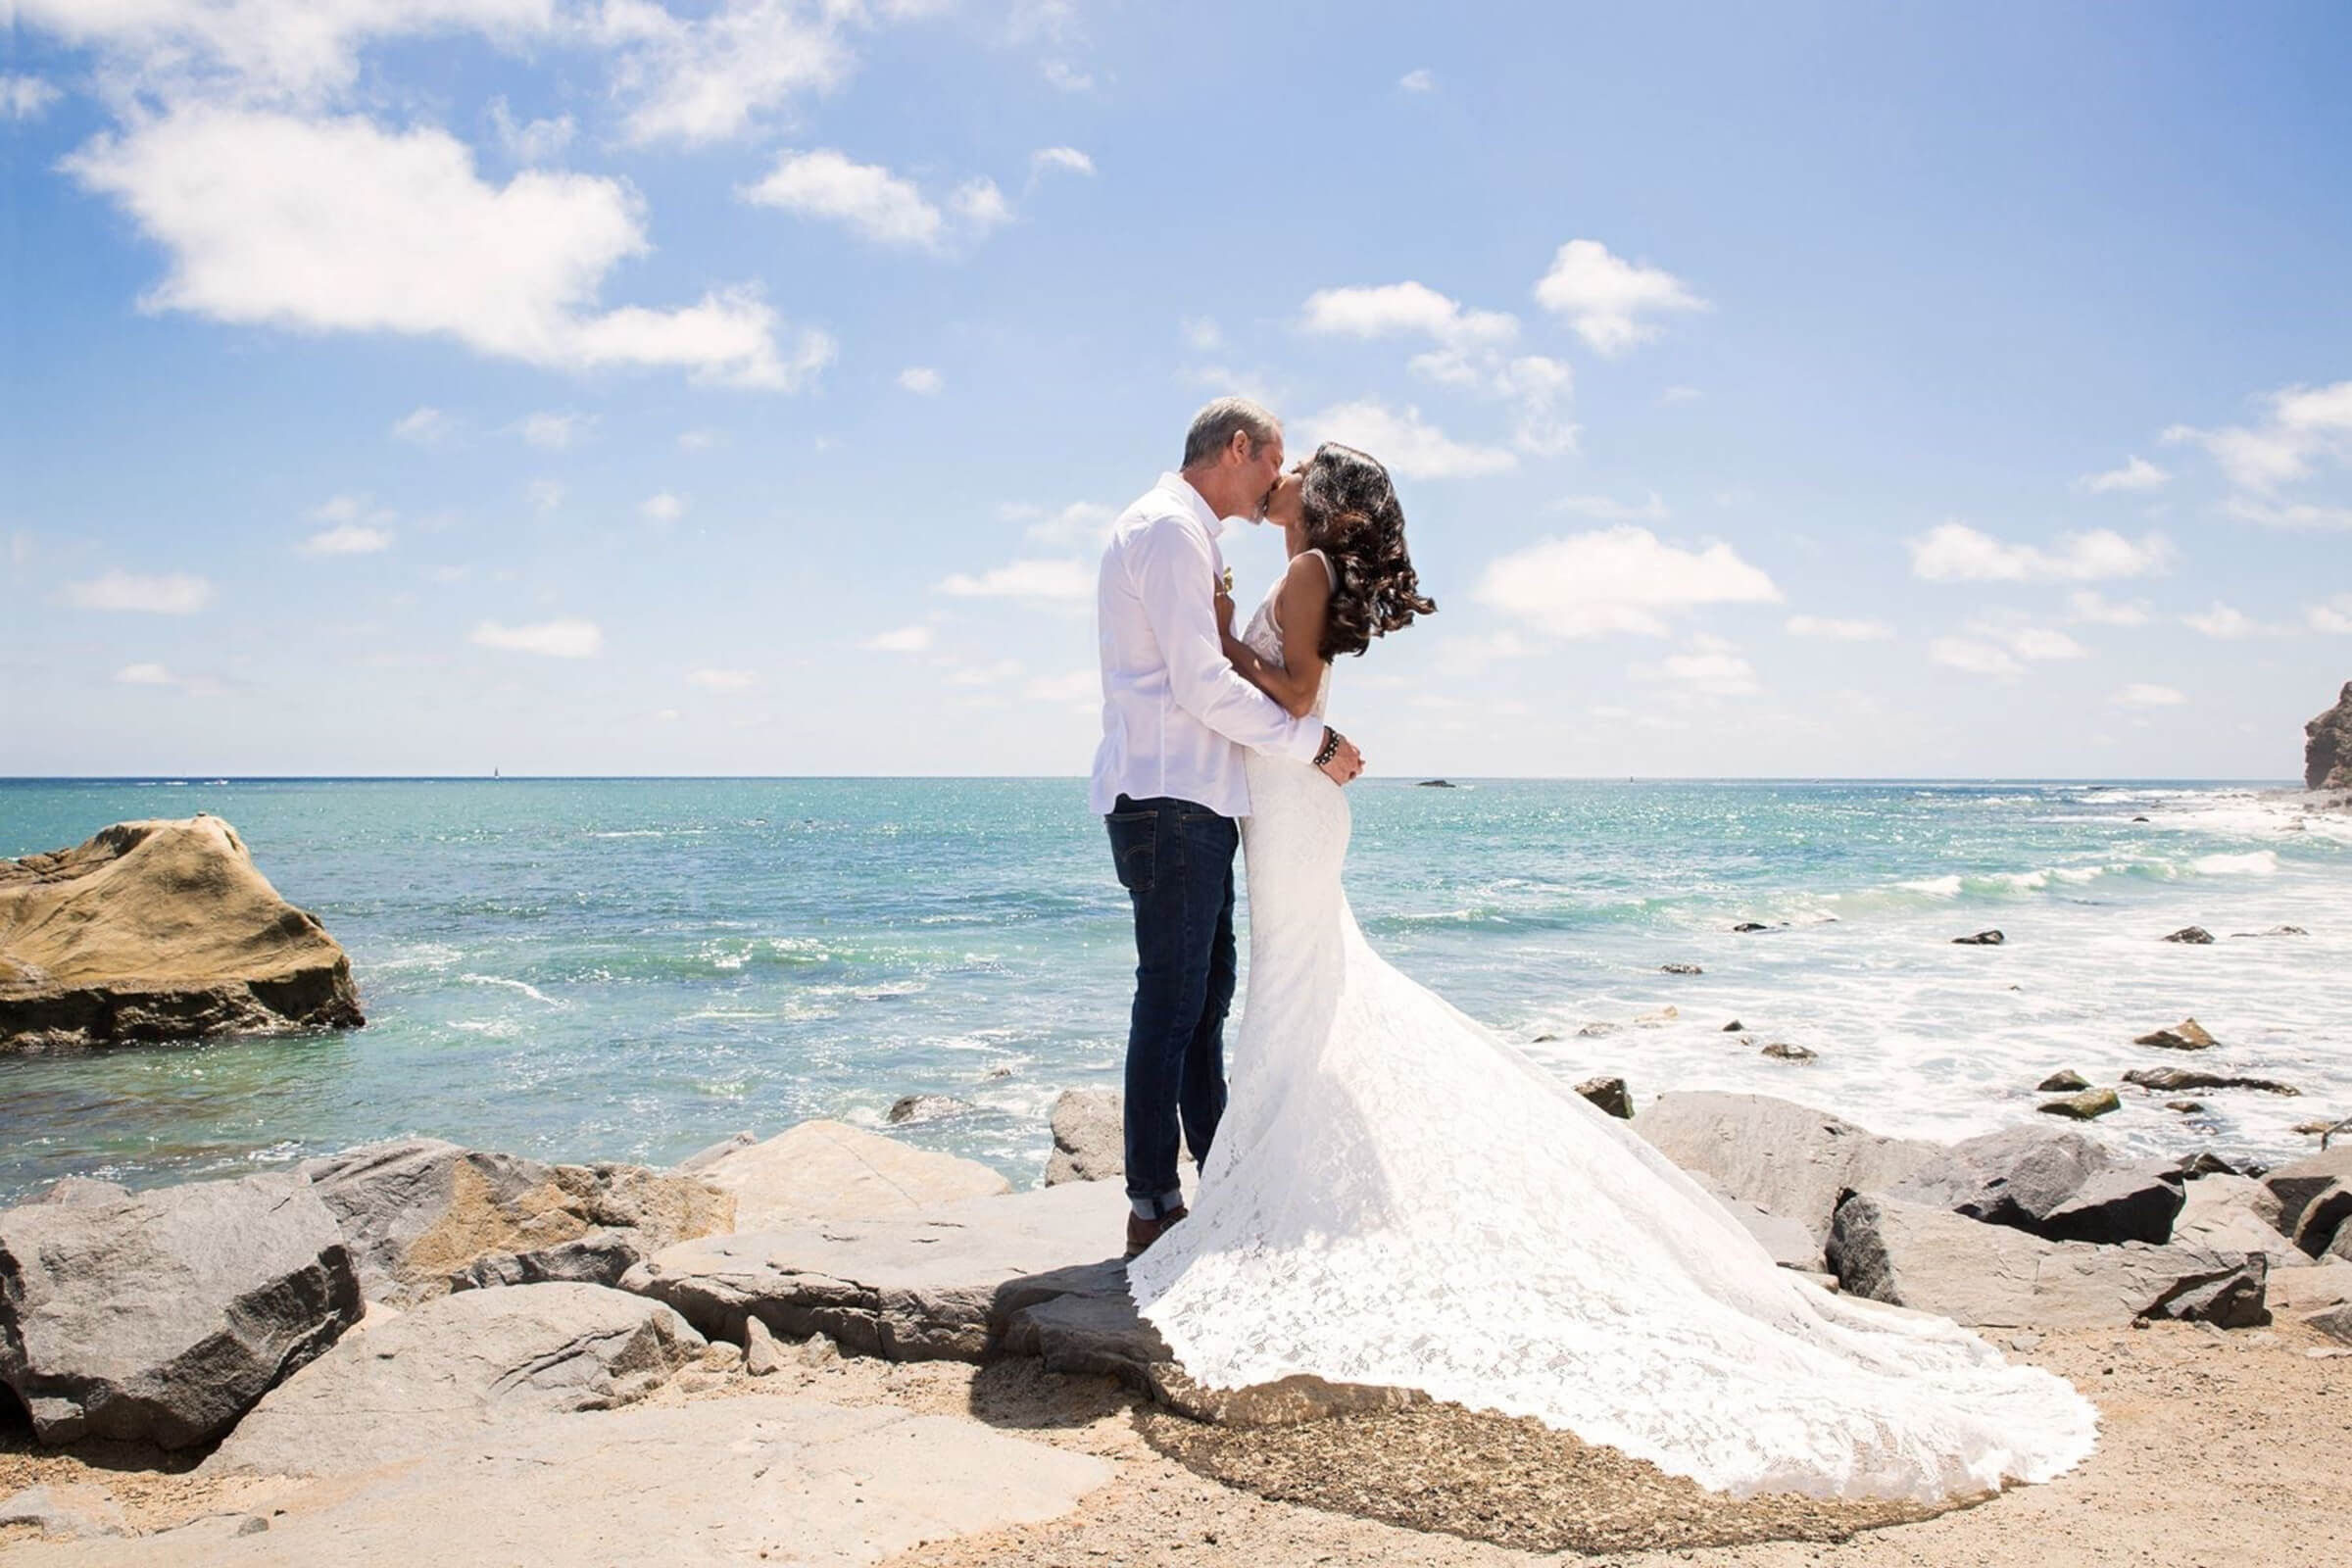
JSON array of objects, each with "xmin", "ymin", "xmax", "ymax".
[{"xmin": 1129, "ymin": 515, "xmax": 1325, "ymax": 762}]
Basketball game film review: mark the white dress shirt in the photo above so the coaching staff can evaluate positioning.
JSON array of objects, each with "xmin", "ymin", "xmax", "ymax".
[{"xmin": 1089, "ymin": 473, "xmax": 1325, "ymax": 817}]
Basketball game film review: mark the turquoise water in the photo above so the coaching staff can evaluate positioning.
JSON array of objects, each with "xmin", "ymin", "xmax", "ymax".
[{"xmin": 3, "ymin": 777, "xmax": 2346, "ymax": 1205}]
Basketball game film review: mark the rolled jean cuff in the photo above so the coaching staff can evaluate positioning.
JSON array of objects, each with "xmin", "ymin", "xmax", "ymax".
[{"xmin": 1131, "ymin": 1190, "xmax": 1184, "ymax": 1221}]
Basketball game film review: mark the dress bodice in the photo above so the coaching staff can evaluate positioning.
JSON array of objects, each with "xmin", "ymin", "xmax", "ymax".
[{"xmin": 1240, "ymin": 549, "xmax": 1336, "ymax": 722}]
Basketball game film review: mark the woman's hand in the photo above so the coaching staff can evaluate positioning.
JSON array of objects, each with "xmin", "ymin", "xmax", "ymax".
[{"xmin": 1213, "ymin": 587, "xmax": 1236, "ymax": 639}]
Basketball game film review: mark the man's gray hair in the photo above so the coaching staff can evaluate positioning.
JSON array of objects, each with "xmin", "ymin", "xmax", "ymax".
[{"xmin": 1182, "ymin": 397, "xmax": 1282, "ymax": 469}]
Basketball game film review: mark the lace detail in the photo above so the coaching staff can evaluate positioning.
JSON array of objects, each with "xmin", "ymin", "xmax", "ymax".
[
  {"xmin": 1128, "ymin": 609, "xmax": 2099, "ymax": 1502},
  {"xmin": 1240, "ymin": 560, "xmax": 1332, "ymax": 720}
]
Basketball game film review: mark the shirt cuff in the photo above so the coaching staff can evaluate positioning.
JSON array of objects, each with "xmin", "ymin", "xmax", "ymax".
[{"xmin": 1285, "ymin": 715, "xmax": 1327, "ymax": 763}]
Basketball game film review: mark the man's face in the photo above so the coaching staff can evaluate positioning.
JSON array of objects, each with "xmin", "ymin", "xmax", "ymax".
[{"xmin": 1241, "ymin": 429, "xmax": 1286, "ymax": 520}]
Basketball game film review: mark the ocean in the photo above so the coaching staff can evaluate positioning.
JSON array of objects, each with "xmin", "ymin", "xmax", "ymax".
[{"xmin": 2, "ymin": 777, "xmax": 2346, "ymax": 1205}]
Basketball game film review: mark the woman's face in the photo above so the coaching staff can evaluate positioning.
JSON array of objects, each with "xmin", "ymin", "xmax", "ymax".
[{"xmin": 1266, "ymin": 466, "xmax": 1307, "ymax": 530}]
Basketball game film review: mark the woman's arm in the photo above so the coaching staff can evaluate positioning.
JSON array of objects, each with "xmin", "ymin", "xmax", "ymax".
[{"xmin": 1221, "ymin": 556, "xmax": 1333, "ymax": 718}]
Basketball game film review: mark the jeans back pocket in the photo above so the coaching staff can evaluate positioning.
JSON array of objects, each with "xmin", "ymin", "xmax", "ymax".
[{"xmin": 1104, "ymin": 809, "xmax": 1157, "ymax": 895}]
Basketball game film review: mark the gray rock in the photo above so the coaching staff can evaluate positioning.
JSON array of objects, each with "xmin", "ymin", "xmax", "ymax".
[
  {"xmin": 1044, "ymin": 1088, "xmax": 1123, "ymax": 1186},
  {"xmin": 1660, "ymin": 962, "xmax": 1702, "ymax": 974},
  {"xmin": 2262, "ymin": 1149, "xmax": 2352, "ymax": 1236},
  {"xmin": 22, "ymin": 1397, "xmax": 1114, "ymax": 1567},
  {"xmin": 1720, "ymin": 1019, "xmax": 1743, "ymax": 1032},
  {"xmin": 885, "ymin": 1094, "xmax": 969, "ymax": 1125},
  {"xmin": 2162, "ymin": 926, "xmax": 2216, "ymax": 945},
  {"xmin": 1687, "ymin": 1174, "xmax": 1825, "ymax": 1272},
  {"xmin": 1574, "ymin": 1076, "xmax": 1634, "ymax": 1119},
  {"xmin": 2038, "ymin": 1165, "xmax": 2186, "ymax": 1246},
  {"xmin": 200, "ymin": 1282, "xmax": 704, "ymax": 1478},
  {"xmin": 622, "ymin": 1180, "xmax": 1127, "ymax": 1361},
  {"xmin": 2134, "ymin": 1018, "xmax": 2217, "ymax": 1051},
  {"xmin": 1631, "ymin": 1092, "xmax": 1946, "ymax": 1246},
  {"xmin": 743, "ymin": 1314, "xmax": 783, "ymax": 1377},
  {"xmin": 448, "ymin": 1230, "xmax": 645, "ymax": 1292},
  {"xmin": 2306, "ymin": 678, "xmax": 2352, "ymax": 790},
  {"xmin": 2289, "ymin": 1181, "xmax": 2352, "ymax": 1258},
  {"xmin": 2037, "ymin": 1070, "xmax": 2090, "ymax": 1093},
  {"xmin": 2331, "ymin": 1221, "xmax": 2352, "ymax": 1264},
  {"xmin": 2123, "ymin": 1066, "xmax": 2300, "ymax": 1096},
  {"xmin": 31, "ymin": 1177, "xmax": 131, "ymax": 1207},
  {"xmin": 2309, "ymin": 1304, "xmax": 2352, "ymax": 1345},
  {"xmin": 1828, "ymin": 1194, "xmax": 2269, "ymax": 1330},
  {"xmin": 297, "ymin": 1138, "xmax": 733, "ymax": 1305},
  {"xmin": 1760, "ymin": 1041, "xmax": 1817, "ymax": 1062},
  {"xmin": 2230, "ymin": 925, "xmax": 2308, "ymax": 938},
  {"xmin": 1890, "ymin": 1124, "xmax": 2112, "ymax": 1231},
  {"xmin": 670, "ymin": 1130, "xmax": 755, "ymax": 1175},
  {"xmin": 2171, "ymin": 1175, "xmax": 2297, "ymax": 1260},
  {"xmin": 0, "ymin": 1174, "xmax": 361, "ymax": 1447},
  {"xmin": 1951, "ymin": 929, "xmax": 2005, "ymax": 945},
  {"xmin": 2039, "ymin": 1087, "xmax": 2121, "ymax": 1120},
  {"xmin": 691, "ymin": 1120, "xmax": 1008, "ymax": 1232},
  {"xmin": 0, "ymin": 1484, "xmax": 127, "ymax": 1540}
]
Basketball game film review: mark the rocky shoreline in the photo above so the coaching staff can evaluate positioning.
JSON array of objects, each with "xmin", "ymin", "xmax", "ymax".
[{"xmin": 4, "ymin": 1092, "xmax": 2348, "ymax": 1562}]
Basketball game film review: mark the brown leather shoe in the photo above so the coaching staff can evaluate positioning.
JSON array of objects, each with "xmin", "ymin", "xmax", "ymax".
[{"xmin": 1123, "ymin": 1204, "xmax": 1189, "ymax": 1260}]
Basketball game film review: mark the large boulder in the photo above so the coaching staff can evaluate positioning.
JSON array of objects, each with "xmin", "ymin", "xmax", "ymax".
[
  {"xmin": 202, "ymin": 1283, "xmax": 704, "ymax": 1477},
  {"xmin": 1827, "ymin": 1194, "xmax": 2269, "ymax": 1330},
  {"xmin": 2306, "ymin": 679, "xmax": 2352, "ymax": 790},
  {"xmin": 0, "ymin": 1175, "xmax": 362, "ymax": 1447},
  {"xmin": 691, "ymin": 1120, "xmax": 1009, "ymax": 1231},
  {"xmin": 1044, "ymin": 1089, "xmax": 1123, "ymax": 1185},
  {"xmin": 0, "ymin": 817, "xmax": 363, "ymax": 1052},
  {"xmin": 1888, "ymin": 1125, "xmax": 2183, "ymax": 1245},
  {"xmin": 2171, "ymin": 1175, "xmax": 2300, "ymax": 1261},
  {"xmin": 297, "ymin": 1139, "xmax": 733, "ymax": 1306},
  {"xmin": 622, "ymin": 1180, "xmax": 1123, "ymax": 1361},
  {"xmin": 2263, "ymin": 1149, "xmax": 2352, "ymax": 1238},
  {"xmin": 1631, "ymin": 1093, "xmax": 1945, "ymax": 1245}
]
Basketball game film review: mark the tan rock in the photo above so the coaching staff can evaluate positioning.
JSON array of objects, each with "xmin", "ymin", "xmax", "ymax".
[
  {"xmin": 0, "ymin": 817, "xmax": 362, "ymax": 1051},
  {"xmin": 696, "ymin": 1120, "xmax": 1008, "ymax": 1232},
  {"xmin": 1044, "ymin": 1089, "xmax": 1122, "ymax": 1185}
]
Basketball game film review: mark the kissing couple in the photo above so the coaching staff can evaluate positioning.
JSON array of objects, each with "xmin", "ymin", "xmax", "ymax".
[{"xmin": 1086, "ymin": 397, "xmax": 2098, "ymax": 1501}]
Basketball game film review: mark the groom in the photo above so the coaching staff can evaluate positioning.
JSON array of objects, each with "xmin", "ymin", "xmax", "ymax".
[{"xmin": 1092, "ymin": 397, "xmax": 1364, "ymax": 1257}]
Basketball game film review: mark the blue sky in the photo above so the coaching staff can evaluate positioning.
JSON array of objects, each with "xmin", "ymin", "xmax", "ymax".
[{"xmin": 4, "ymin": 1, "xmax": 2348, "ymax": 778}]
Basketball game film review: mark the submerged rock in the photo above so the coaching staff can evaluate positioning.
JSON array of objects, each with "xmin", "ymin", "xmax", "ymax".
[
  {"xmin": 2040, "ymin": 1087, "xmax": 2122, "ymax": 1120},
  {"xmin": 1575, "ymin": 1076, "xmax": 1634, "ymax": 1119},
  {"xmin": 1660, "ymin": 962, "xmax": 1703, "ymax": 975},
  {"xmin": 1760, "ymin": 1041, "xmax": 1817, "ymax": 1062},
  {"xmin": 1952, "ymin": 930, "xmax": 2005, "ymax": 946},
  {"xmin": 2135, "ymin": 1018, "xmax": 2218, "ymax": 1051},
  {"xmin": 0, "ymin": 1173, "xmax": 362, "ymax": 1448},
  {"xmin": 2162, "ymin": 926, "xmax": 2216, "ymax": 945},
  {"xmin": 2125, "ymin": 1067, "xmax": 2300, "ymax": 1096},
  {"xmin": 886, "ymin": 1094, "xmax": 970, "ymax": 1125},
  {"xmin": 0, "ymin": 816, "xmax": 363, "ymax": 1052},
  {"xmin": 2306, "ymin": 679, "xmax": 2352, "ymax": 790},
  {"xmin": 2037, "ymin": 1070, "xmax": 2091, "ymax": 1093},
  {"xmin": 1045, "ymin": 1088, "xmax": 1123, "ymax": 1185}
]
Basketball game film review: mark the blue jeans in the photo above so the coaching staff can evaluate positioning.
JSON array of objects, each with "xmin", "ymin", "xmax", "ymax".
[{"xmin": 1105, "ymin": 794, "xmax": 1238, "ymax": 1218}]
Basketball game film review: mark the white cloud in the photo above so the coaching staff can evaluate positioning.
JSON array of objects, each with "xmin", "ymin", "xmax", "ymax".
[
  {"xmin": 2002, "ymin": 626, "xmax": 2088, "ymax": 661},
  {"xmin": 2308, "ymin": 596, "xmax": 2352, "ymax": 635},
  {"xmin": 1432, "ymin": 630, "xmax": 1541, "ymax": 676},
  {"xmin": 1659, "ymin": 385, "xmax": 1701, "ymax": 406},
  {"xmin": 1301, "ymin": 400, "xmax": 1516, "ymax": 480},
  {"xmin": 64, "ymin": 105, "xmax": 815, "ymax": 388},
  {"xmin": 640, "ymin": 492, "xmax": 685, "ymax": 523},
  {"xmin": 2074, "ymin": 455, "xmax": 2169, "ymax": 494},
  {"xmin": 2164, "ymin": 380, "xmax": 2352, "ymax": 494},
  {"xmin": 521, "ymin": 411, "xmax": 589, "ymax": 449},
  {"xmin": 2223, "ymin": 496, "xmax": 2352, "ymax": 531},
  {"xmin": 115, "ymin": 662, "xmax": 175, "ymax": 686},
  {"xmin": 301, "ymin": 522, "xmax": 393, "ymax": 555},
  {"xmin": 1552, "ymin": 491, "xmax": 1667, "ymax": 522},
  {"xmin": 1908, "ymin": 522, "xmax": 2174, "ymax": 582},
  {"xmin": 898, "ymin": 366, "xmax": 944, "ymax": 396},
  {"xmin": 1476, "ymin": 526, "xmax": 1781, "ymax": 639},
  {"xmin": 687, "ymin": 667, "xmax": 754, "ymax": 690},
  {"xmin": 1041, "ymin": 59, "xmax": 1093, "ymax": 93},
  {"xmin": 1636, "ymin": 635, "xmax": 1760, "ymax": 697},
  {"xmin": 2180, "ymin": 603, "xmax": 2293, "ymax": 639},
  {"xmin": 2065, "ymin": 590, "xmax": 2151, "ymax": 626},
  {"xmin": 470, "ymin": 617, "xmax": 601, "ymax": 658},
  {"xmin": 1533, "ymin": 238, "xmax": 1708, "ymax": 355},
  {"xmin": 1030, "ymin": 145, "xmax": 1095, "ymax": 177},
  {"xmin": 742, "ymin": 148, "xmax": 944, "ymax": 247},
  {"xmin": 1786, "ymin": 614, "xmax": 1893, "ymax": 641},
  {"xmin": 1012, "ymin": 500, "xmax": 1116, "ymax": 546},
  {"xmin": 936, "ymin": 559, "xmax": 1092, "ymax": 601},
  {"xmin": 391, "ymin": 406, "xmax": 453, "ymax": 445},
  {"xmin": 528, "ymin": 478, "xmax": 565, "ymax": 514},
  {"xmin": 952, "ymin": 176, "xmax": 1012, "ymax": 231},
  {"xmin": 4, "ymin": 74, "xmax": 63, "ymax": 121},
  {"xmin": 950, "ymin": 658, "xmax": 1023, "ymax": 687},
  {"xmin": 487, "ymin": 97, "xmax": 572, "ymax": 164},
  {"xmin": 598, "ymin": 0, "xmax": 859, "ymax": 146},
  {"xmin": 1025, "ymin": 669, "xmax": 1097, "ymax": 704},
  {"xmin": 1929, "ymin": 637, "xmax": 2023, "ymax": 678},
  {"xmin": 677, "ymin": 428, "xmax": 724, "ymax": 451},
  {"xmin": 2113, "ymin": 683, "xmax": 2186, "ymax": 708},
  {"xmin": 64, "ymin": 570, "xmax": 215, "ymax": 613},
  {"xmin": 1299, "ymin": 281, "xmax": 1516, "ymax": 349},
  {"xmin": 1398, "ymin": 68, "xmax": 1434, "ymax": 93},
  {"xmin": 861, "ymin": 624, "xmax": 933, "ymax": 653},
  {"xmin": 1181, "ymin": 316, "xmax": 1223, "ymax": 351}
]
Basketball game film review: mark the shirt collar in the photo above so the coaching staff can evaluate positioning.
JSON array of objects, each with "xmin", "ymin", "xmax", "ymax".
[{"xmin": 1156, "ymin": 471, "xmax": 1227, "ymax": 538}]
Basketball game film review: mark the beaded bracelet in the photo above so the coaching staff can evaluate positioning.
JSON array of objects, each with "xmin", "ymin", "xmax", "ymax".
[{"xmin": 1313, "ymin": 727, "xmax": 1345, "ymax": 767}]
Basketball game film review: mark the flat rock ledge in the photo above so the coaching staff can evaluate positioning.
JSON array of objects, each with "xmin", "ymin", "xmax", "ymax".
[{"xmin": 0, "ymin": 817, "xmax": 362, "ymax": 1052}]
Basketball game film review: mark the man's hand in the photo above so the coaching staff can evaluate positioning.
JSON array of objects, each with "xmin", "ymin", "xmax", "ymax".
[{"xmin": 1317, "ymin": 729, "xmax": 1364, "ymax": 786}]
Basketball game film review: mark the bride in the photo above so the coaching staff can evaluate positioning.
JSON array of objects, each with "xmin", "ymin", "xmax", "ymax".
[{"xmin": 1124, "ymin": 441, "xmax": 2099, "ymax": 1503}]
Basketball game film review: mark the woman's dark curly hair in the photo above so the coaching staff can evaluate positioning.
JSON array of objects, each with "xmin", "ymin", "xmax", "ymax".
[{"xmin": 1298, "ymin": 442, "xmax": 1436, "ymax": 662}]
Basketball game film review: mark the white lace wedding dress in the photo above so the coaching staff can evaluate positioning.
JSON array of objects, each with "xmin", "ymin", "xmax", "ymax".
[{"xmin": 1127, "ymin": 558, "xmax": 2099, "ymax": 1501}]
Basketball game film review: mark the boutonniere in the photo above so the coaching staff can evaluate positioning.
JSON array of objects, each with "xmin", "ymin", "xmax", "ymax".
[{"xmin": 1219, "ymin": 566, "xmax": 1235, "ymax": 595}]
